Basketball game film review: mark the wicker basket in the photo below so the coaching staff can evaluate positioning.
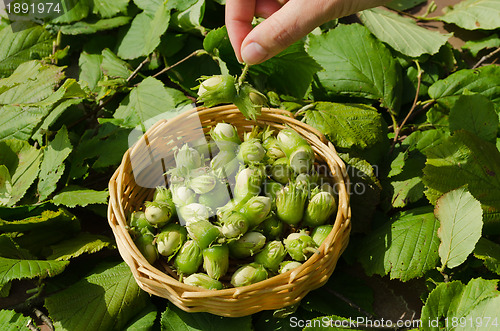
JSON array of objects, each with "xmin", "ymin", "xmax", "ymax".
[{"xmin": 108, "ymin": 104, "xmax": 351, "ymax": 317}]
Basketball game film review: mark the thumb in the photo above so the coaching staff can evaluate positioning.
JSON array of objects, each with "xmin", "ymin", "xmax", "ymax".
[{"xmin": 240, "ymin": 0, "xmax": 386, "ymax": 65}]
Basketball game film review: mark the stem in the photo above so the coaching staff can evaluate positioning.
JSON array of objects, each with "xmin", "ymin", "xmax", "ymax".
[
  {"xmin": 472, "ymin": 47, "xmax": 500, "ymax": 69},
  {"xmin": 391, "ymin": 60, "xmax": 422, "ymax": 152},
  {"xmin": 238, "ymin": 64, "xmax": 250, "ymax": 87},
  {"xmin": 437, "ymin": 266, "xmax": 450, "ymax": 283},
  {"xmin": 51, "ymin": 30, "xmax": 62, "ymax": 64},
  {"xmin": 127, "ymin": 57, "xmax": 150, "ymax": 83},
  {"xmin": 33, "ymin": 308, "xmax": 54, "ymax": 331},
  {"xmin": 26, "ymin": 319, "xmax": 38, "ymax": 331},
  {"xmin": 388, "ymin": 8, "xmax": 435, "ymax": 21},
  {"xmin": 152, "ymin": 49, "xmax": 205, "ymax": 78},
  {"xmin": 389, "ymin": 112, "xmax": 399, "ymax": 133},
  {"xmin": 294, "ymin": 103, "xmax": 316, "ymax": 117},
  {"xmin": 85, "ymin": 55, "xmax": 153, "ymax": 122},
  {"xmin": 422, "ymin": 0, "xmax": 437, "ymax": 18}
]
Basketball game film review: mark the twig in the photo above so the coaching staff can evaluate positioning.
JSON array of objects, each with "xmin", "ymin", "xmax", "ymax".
[
  {"xmin": 26, "ymin": 319, "xmax": 39, "ymax": 331},
  {"xmin": 88, "ymin": 56, "xmax": 151, "ymax": 120},
  {"xmin": 387, "ymin": 100, "xmax": 434, "ymax": 131},
  {"xmin": 472, "ymin": 47, "xmax": 500, "ymax": 69},
  {"xmin": 127, "ymin": 57, "xmax": 150, "ymax": 83},
  {"xmin": 33, "ymin": 308, "xmax": 54, "ymax": 331},
  {"xmin": 391, "ymin": 61, "xmax": 422, "ymax": 152},
  {"xmin": 152, "ymin": 49, "xmax": 205, "ymax": 78}
]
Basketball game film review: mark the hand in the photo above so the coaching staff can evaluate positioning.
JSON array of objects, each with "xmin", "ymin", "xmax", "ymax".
[{"xmin": 226, "ymin": 0, "xmax": 388, "ymax": 65}]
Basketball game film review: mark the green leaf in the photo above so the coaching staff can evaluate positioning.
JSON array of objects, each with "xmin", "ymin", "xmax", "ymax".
[
  {"xmin": 387, "ymin": 150, "xmax": 407, "ymax": 178},
  {"xmin": 0, "ymin": 309, "xmax": 32, "ymax": 330},
  {"xmin": 403, "ymin": 129, "xmax": 451, "ymax": 155},
  {"xmin": 37, "ymin": 127, "xmax": 73, "ymax": 201},
  {"xmin": 462, "ymin": 33, "xmax": 500, "ymax": 57},
  {"xmin": 203, "ymin": 26, "xmax": 230, "ymax": 56},
  {"xmin": 339, "ymin": 154, "xmax": 382, "ymax": 233},
  {"xmin": 123, "ymin": 303, "xmax": 158, "ymax": 331},
  {"xmin": 58, "ymin": 16, "xmax": 132, "ymax": 35},
  {"xmin": 0, "ymin": 61, "xmax": 64, "ymax": 103},
  {"xmin": 101, "ymin": 48, "xmax": 132, "ymax": 79},
  {"xmin": 0, "ymin": 61, "xmax": 67, "ymax": 141},
  {"xmin": 0, "ymin": 22, "xmax": 53, "ymax": 77},
  {"xmin": 360, "ymin": 8, "xmax": 451, "ymax": 57},
  {"xmin": 0, "ymin": 202, "xmax": 57, "ymax": 222},
  {"xmin": 0, "ymin": 256, "xmax": 69, "ymax": 287},
  {"xmin": 0, "ymin": 234, "xmax": 35, "ymax": 259},
  {"xmin": 0, "ymin": 208, "xmax": 79, "ymax": 233},
  {"xmin": 45, "ymin": 232, "xmax": 115, "ymax": 261},
  {"xmin": 423, "ymin": 131, "xmax": 500, "ymax": 211},
  {"xmin": 202, "ymin": 26, "xmax": 239, "ymax": 73},
  {"xmin": 167, "ymin": 0, "xmax": 199, "ymax": 11},
  {"xmin": 304, "ymin": 102, "xmax": 386, "ymax": 150},
  {"xmin": 448, "ymin": 94, "xmax": 498, "ymax": 143},
  {"xmin": 390, "ymin": 179, "xmax": 424, "ymax": 209},
  {"xmin": 52, "ymin": 186, "xmax": 109, "ymax": 208},
  {"xmin": 45, "ymin": 262, "xmax": 149, "ymax": 331},
  {"xmin": 0, "ymin": 165, "xmax": 12, "ymax": 205},
  {"xmin": 438, "ymin": 0, "xmax": 500, "ymax": 30},
  {"xmin": 93, "ymin": 0, "xmax": 130, "ymax": 18},
  {"xmin": 387, "ymin": 153, "xmax": 426, "ymax": 208},
  {"xmin": 435, "ymin": 187, "xmax": 483, "ymax": 269},
  {"xmin": 428, "ymin": 65, "xmax": 500, "ymax": 112},
  {"xmin": 79, "ymin": 52, "xmax": 103, "ymax": 92},
  {"xmin": 0, "ymin": 103, "xmax": 62, "ymax": 142},
  {"xmin": 68, "ymin": 123, "xmax": 131, "ymax": 179},
  {"xmin": 133, "ymin": 0, "xmax": 163, "ymax": 15},
  {"xmin": 170, "ymin": 0, "xmax": 206, "ymax": 32},
  {"xmin": 421, "ymin": 278, "xmax": 500, "ymax": 330},
  {"xmin": 51, "ymin": 0, "xmax": 91, "ymax": 24},
  {"xmin": 7, "ymin": 209, "xmax": 81, "ymax": 256},
  {"xmin": 160, "ymin": 303, "xmax": 252, "ymax": 331},
  {"xmin": 32, "ymin": 98, "xmax": 84, "ymax": 144},
  {"xmin": 307, "ymin": 23, "xmax": 402, "ymax": 113},
  {"xmin": 117, "ymin": 2, "xmax": 171, "ymax": 60},
  {"xmin": 250, "ymin": 42, "xmax": 321, "ymax": 98},
  {"xmin": 0, "ymin": 139, "xmax": 42, "ymax": 206},
  {"xmin": 459, "ymin": 296, "xmax": 500, "ymax": 331},
  {"xmin": 0, "ymin": 282, "xmax": 10, "ymax": 297},
  {"xmin": 386, "ymin": 0, "xmax": 426, "ymax": 11},
  {"xmin": 474, "ymin": 238, "xmax": 500, "ymax": 276},
  {"xmin": 113, "ymin": 76, "xmax": 191, "ymax": 128},
  {"xmin": 358, "ymin": 206, "xmax": 440, "ymax": 281}
]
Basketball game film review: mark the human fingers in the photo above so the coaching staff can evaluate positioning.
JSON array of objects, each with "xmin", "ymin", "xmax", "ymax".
[
  {"xmin": 226, "ymin": 0, "xmax": 283, "ymax": 62},
  {"xmin": 240, "ymin": 0, "xmax": 388, "ymax": 64},
  {"xmin": 225, "ymin": 0, "xmax": 257, "ymax": 62}
]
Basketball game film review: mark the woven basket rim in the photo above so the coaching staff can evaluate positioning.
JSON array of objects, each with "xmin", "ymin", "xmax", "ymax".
[{"xmin": 108, "ymin": 105, "xmax": 351, "ymax": 316}]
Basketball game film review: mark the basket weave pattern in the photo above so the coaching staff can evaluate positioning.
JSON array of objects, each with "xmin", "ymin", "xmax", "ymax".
[{"xmin": 108, "ymin": 105, "xmax": 351, "ymax": 317}]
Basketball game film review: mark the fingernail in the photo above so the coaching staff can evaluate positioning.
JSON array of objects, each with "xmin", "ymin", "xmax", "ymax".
[{"xmin": 241, "ymin": 42, "xmax": 268, "ymax": 65}]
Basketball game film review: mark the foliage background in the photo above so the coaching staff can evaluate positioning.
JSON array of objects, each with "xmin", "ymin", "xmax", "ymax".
[{"xmin": 0, "ymin": 0, "xmax": 499, "ymax": 330}]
